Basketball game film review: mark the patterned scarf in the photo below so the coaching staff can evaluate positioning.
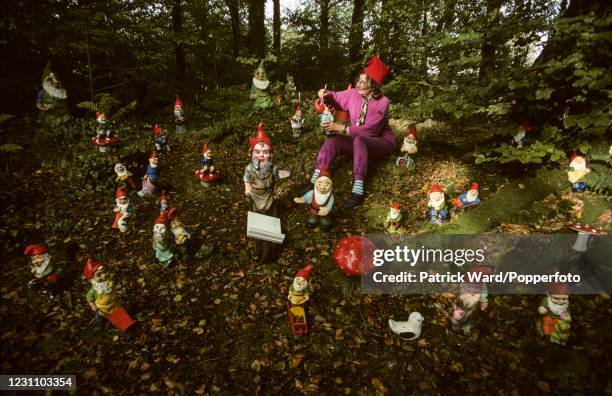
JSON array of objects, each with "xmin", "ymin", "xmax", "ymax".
[{"xmin": 357, "ymin": 97, "xmax": 368, "ymax": 126}]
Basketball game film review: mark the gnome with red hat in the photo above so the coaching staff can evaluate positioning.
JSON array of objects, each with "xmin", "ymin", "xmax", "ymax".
[
  {"xmin": 311, "ymin": 55, "xmax": 396, "ymax": 208},
  {"xmin": 537, "ymin": 282, "xmax": 571, "ymax": 345},
  {"xmin": 152, "ymin": 124, "xmax": 169, "ymax": 154},
  {"xmin": 91, "ymin": 112, "xmax": 119, "ymax": 152},
  {"xmin": 567, "ymin": 153, "xmax": 590, "ymax": 192},
  {"xmin": 159, "ymin": 191, "xmax": 169, "ymax": 214},
  {"xmin": 384, "ymin": 201, "xmax": 402, "ymax": 233},
  {"xmin": 195, "ymin": 143, "xmax": 222, "ymax": 186},
  {"xmin": 244, "ymin": 122, "xmax": 280, "ymax": 213},
  {"xmin": 290, "ymin": 105, "xmax": 305, "ymax": 138},
  {"xmin": 288, "ymin": 265, "xmax": 313, "ymax": 305},
  {"xmin": 83, "ymin": 255, "xmax": 136, "ymax": 332},
  {"xmin": 294, "ymin": 166, "xmax": 334, "ymax": 230},
  {"xmin": 513, "ymin": 121, "xmax": 533, "ymax": 148},
  {"xmin": 397, "ymin": 127, "xmax": 417, "ymax": 167},
  {"xmin": 112, "ymin": 187, "xmax": 133, "ymax": 233},
  {"xmin": 174, "ymin": 95, "xmax": 186, "ymax": 132},
  {"xmin": 24, "ymin": 244, "xmax": 62, "ymax": 289},
  {"xmin": 167, "ymin": 207, "xmax": 192, "ymax": 257},
  {"xmin": 451, "ymin": 265, "xmax": 491, "ymax": 335},
  {"xmin": 427, "ymin": 183, "xmax": 449, "ymax": 224},
  {"xmin": 138, "ymin": 152, "xmax": 160, "ymax": 199},
  {"xmin": 153, "ymin": 212, "xmax": 174, "ymax": 267},
  {"xmin": 452, "ymin": 182, "xmax": 481, "ymax": 209}
]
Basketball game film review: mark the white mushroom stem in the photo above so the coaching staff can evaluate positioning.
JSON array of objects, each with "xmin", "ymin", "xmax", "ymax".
[{"xmin": 572, "ymin": 231, "xmax": 589, "ymax": 252}]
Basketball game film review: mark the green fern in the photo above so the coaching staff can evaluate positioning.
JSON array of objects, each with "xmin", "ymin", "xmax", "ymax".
[
  {"xmin": 76, "ymin": 101, "xmax": 98, "ymax": 112},
  {"xmin": 0, "ymin": 114, "xmax": 14, "ymax": 124},
  {"xmin": 0, "ymin": 143, "xmax": 23, "ymax": 153}
]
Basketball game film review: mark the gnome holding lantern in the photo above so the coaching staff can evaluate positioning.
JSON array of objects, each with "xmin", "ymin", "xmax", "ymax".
[
  {"xmin": 567, "ymin": 153, "xmax": 591, "ymax": 192},
  {"xmin": 195, "ymin": 143, "xmax": 223, "ymax": 187},
  {"xmin": 152, "ymin": 124, "xmax": 169, "ymax": 154},
  {"xmin": 384, "ymin": 201, "xmax": 402, "ymax": 233},
  {"xmin": 249, "ymin": 60, "xmax": 273, "ymax": 110},
  {"xmin": 293, "ymin": 166, "xmax": 334, "ymax": 230},
  {"xmin": 167, "ymin": 207, "xmax": 192, "ymax": 257},
  {"xmin": 397, "ymin": 128, "xmax": 417, "ymax": 167},
  {"xmin": 452, "ymin": 182, "xmax": 481, "ymax": 209},
  {"xmin": 83, "ymin": 255, "xmax": 136, "ymax": 332},
  {"xmin": 290, "ymin": 105, "xmax": 305, "ymax": 138},
  {"xmin": 153, "ymin": 212, "xmax": 174, "ymax": 267},
  {"xmin": 427, "ymin": 183, "xmax": 449, "ymax": 224},
  {"xmin": 451, "ymin": 265, "xmax": 491, "ymax": 335},
  {"xmin": 114, "ymin": 163, "xmax": 137, "ymax": 190},
  {"xmin": 174, "ymin": 95, "xmax": 186, "ymax": 133},
  {"xmin": 112, "ymin": 187, "xmax": 133, "ymax": 233},
  {"xmin": 91, "ymin": 112, "xmax": 119, "ymax": 152},
  {"xmin": 288, "ymin": 265, "xmax": 313, "ymax": 335},
  {"xmin": 537, "ymin": 282, "xmax": 571, "ymax": 345},
  {"xmin": 24, "ymin": 244, "xmax": 62, "ymax": 290},
  {"xmin": 138, "ymin": 152, "xmax": 160, "ymax": 199}
]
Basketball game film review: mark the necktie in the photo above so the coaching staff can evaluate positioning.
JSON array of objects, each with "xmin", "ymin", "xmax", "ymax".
[{"xmin": 357, "ymin": 97, "xmax": 368, "ymax": 126}]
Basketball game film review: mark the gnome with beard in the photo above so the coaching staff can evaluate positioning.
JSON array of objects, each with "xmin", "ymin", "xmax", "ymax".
[
  {"xmin": 290, "ymin": 105, "xmax": 305, "ymax": 138},
  {"xmin": 91, "ymin": 112, "xmax": 119, "ymax": 152},
  {"xmin": 152, "ymin": 124, "xmax": 169, "ymax": 154},
  {"xmin": 36, "ymin": 62, "xmax": 69, "ymax": 119},
  {"xmin": 397, "ymin": 127, "xmax": 417, "ymax": 167},
  {"xmin": 567, "ymin": 153, "xmax": 590, "ymax": 192},
  {"xmin": 112, "ymin": 187, "xmax": 133, "ymax": 233},
  {"xmin": 152, "ymin": 212, "xmax": 174, "ymax": 267},
  {"xmin": 249, "ymin": 60, "xmax": 273, "ymax": 110},
  {"xmin": 244, "ymin": 122, "xmax": 280, "ymax": 215},
  {"xmin": 537, "ymin": 282, "xmax": 571, "ymax": 345},
  {"xmin": 384, "ymin": 201, "xmax": 402, "ymax": 233},
  {"xmin": 138, "ymin": 152, "xmax": 160, "ymax": 199},
  {"xmin": 114, "ymin": 163, "xmax": 137, "ymax": 190},
  {"xmin": 195, "ymin": 143, "xmax": 222, "ymax": 187},
  {"xmin": 167, "ymin": 207, "xmax": 192, "ymax": 258},
  {"xmin": 451, "ymin": 265, "xmax": 491, "ymax": 335},
  {"xmin": 427, "ymin": 183, "xmax": 449, "ymax": 224},
  {"xmin": 452, "ymin": 182, "xmax": 481, "ymax": 209},
  {"xmin": 174, "ymin": 95, "xmax": 186, "ymax": 133},
  {"xmin": 83, "ymin": 255, "xmax": 136, "ymax": 332},
  {"xmin": 288, "ymin": 265, "xmax": 313, "ymax": 306},
  {"xmin": 293, "ymin": 166, "xmax": 334, "ymax": 230},
  {"xmin": 24, "ymin": 244, "xmax": 62, "ymax": 290}
]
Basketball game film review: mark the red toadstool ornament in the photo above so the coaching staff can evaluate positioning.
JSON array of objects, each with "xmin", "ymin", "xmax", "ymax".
[{"xmin": 332, "ymin": 235, "xmax": 376, "ymax": 276}]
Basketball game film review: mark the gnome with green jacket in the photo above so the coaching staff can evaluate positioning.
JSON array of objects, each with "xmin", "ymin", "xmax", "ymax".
[
  {"xmin": 36, "ymin": 62, "xmax": 70, "ymax": 120},
  {"xmin": 249, "ymin": 60, "xmax": 273, "ymax": 110}
]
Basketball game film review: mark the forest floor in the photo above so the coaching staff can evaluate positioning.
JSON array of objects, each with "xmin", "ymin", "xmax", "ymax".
[{"xmin": 0, "ymin": 93, "xmax": 611, "ymax": 395}]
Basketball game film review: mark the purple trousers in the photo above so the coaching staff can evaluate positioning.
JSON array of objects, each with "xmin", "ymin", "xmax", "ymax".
[{"xmin": 315, "ymin": 135, "xmax": 395, "ymax": 181}]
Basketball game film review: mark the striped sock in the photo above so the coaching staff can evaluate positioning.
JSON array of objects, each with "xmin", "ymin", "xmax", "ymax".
[
  {"xmin": 352, "ymin": 180, "xmax": 364, "ymax": 195},
  {"xmin": 310, "ymin": 169, "xmax": 320, "ymax": 184}
]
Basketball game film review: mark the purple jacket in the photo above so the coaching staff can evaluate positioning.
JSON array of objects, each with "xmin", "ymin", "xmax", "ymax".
[{"xmin": 327, "ymin": 89, "xmax": 396, "ymax": 146}]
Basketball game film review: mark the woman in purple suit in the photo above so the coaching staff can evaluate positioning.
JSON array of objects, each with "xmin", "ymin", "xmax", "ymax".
[{"xmin": 311, "ymin": 55, "xmax": 396, "ymax": 208}]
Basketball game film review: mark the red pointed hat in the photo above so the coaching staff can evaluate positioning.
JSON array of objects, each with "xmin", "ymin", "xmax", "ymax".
[
  {"xmin": 152, "ymin": 124, "xmax": 162, "ymax": 135},
  {"xmin": 314, "ymin": 99, "xmax": 326, "ymax": 114},
  {"xmin": 317, "ymin": 165, "xmax": 331, "ymax": 180},
  {"xmin": 174, "ymin": 95, "xmax": 183, "ymax": 108},
  {"xmin": 248, "ymin": 122, "xmax": 273, "ymax": 150},
  {"xmin": 428, "ymin": 183, "xmax": 444, "ymax": 194},
  {"xmin": 24, "ymin": 244, "xmax": 48, "ymax": 256},
  {"xmin": 154, "ymin": 212, "xmax": 169, "ymax": 225},
  {"xmin": 391, "ymin": 201, "xmax": 401, "ymax": 210},
  {"xmin": 548, "ymin": 282, "xmax": 570, "ymax": 295},
  {"xmin": 295, "ymin": 265, "xmax": 312, "ymax": 280},
  {"xmin": 295, "ymin": 105, "xmax": 302, "ymax": 112},
  {"xmin": 363, "ymin": 55, "xmax": 389, "ymax": 85},
  {"xmin": 568, "ymin": 152, "xmax": 585, "ymax": 164},
  {"xmin": 115, "ymin": 187, "xmax": 127, "ymax": 199},
  {"xmin": 462, "ymin": 265, "xmax": 492, "ymax": 289},
  {"xmin": 202, "ymin": 143, "xmax": 210, "ymax": 153},
  {"xmin": 469, "ymin": 182, "xmax": 479, "ymax": 191},
  {"xmin": 160, "ymin": 191, "xmax": 168, "ymax": 201},
  {"xmin": 406, "ymin": 127, "xmax": 417, "ymax": 138},
  {"xmin": 150, "ymin": 151, "xmax": 158, "ymax": 159},
  {"xmin": 96, "ymin": 112, "xmax": 105, "ymax": 120},
  {"xmin": 166, "ymin": 207, "xmax": 177, "ymax": 221},
  {"xmin": 83, "ymin": 254, "xmax": 103, "ymax": 279}
]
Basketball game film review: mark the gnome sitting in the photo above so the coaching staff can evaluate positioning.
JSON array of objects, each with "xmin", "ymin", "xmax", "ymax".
[
  {"xmin": 290, "ymin": 105, "xmax": 305, "ymax": 138},
  {"xmin": 288, "ymin": 265, "xmax": 313, "ymax": 306},
  {"xmin": 567, "ymin": 153, "xmax": 590, "ymax": 192},
  {"xmin": 114, "ymin": 163, "xmax": 137, "ymax": 190},
  {"xmin": 24, "ymin": 244, "xmax": 63, "ymax": 291},
  {"xmin": 152, "ymin": 124, "xmax": 169, "ymax": 154},
  {"xmin": 537, "ymin": 282, "xmax": 571, "ymax": 345},
  {"xmin": 384, "ymin": 201, "xmax": 402, "ymax": 233},
  {"xmin": 83, "ymin": 255, "xmax": 136, "ymax": 332},
  {"xmin": 195, "ymin": 143, "xmax": 222, "ymax": 186},
  {"xmin": 451, "ymin": 266, "xmax": 491, "ymax": 336},
  {"xmin": 36, "ymin": 62, "xmax": 68, "ymax": 116},
  {"xmin": 397, "ymin": 128, "xmax": 417, "ymax": 167},
  {"xmin": 427, "ymin": 183, "xmax": 449, "ymax": 224},
  {"xmin": 167, "ymin": 207, "xmax": 192, "ymax": 257},
  {"xmin": 91, "ymin": 112, "xmax": 119, "ymax": 152},
  {"xmin": 112, "ymin": 187, "xmax": 133, "ymax": 233},
  {"xmin": 138, "ymin": 152, "xmax": 160, "ymax": 199},
  {"xmin": 152, "ymin": 212, "xmax": 174, "ymax": 267},
  {"xmin": 294, "ymin": 166, "xmax": 334, "ymax": 230},
  {"xmin": 452, "ymin": 182, "xmax": 481, "ymax": 209}
]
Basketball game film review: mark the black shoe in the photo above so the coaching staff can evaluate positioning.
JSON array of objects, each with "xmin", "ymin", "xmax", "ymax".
[
  {"xmin": 344, "ymin": 193, "xmax": 365, "ymax": 208},
  {"xmin": 297, "ymin": 183, "xmax": 314, "ymax": 197}
]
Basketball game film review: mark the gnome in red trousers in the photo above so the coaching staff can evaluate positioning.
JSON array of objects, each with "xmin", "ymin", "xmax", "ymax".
[
  {"xmin": 24, "ymin": 244, "xmax": 62, "ymax": 291},
  {"xmin": 112, "ymin": 187, "xmax": 133, "ymax": 233},
  {"xmin": 294, "ymin": 166, "xmax": 334, "ymax": 230}
]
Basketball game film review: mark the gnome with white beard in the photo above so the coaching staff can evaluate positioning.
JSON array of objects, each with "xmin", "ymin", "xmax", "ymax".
[
  {"xmin": 152, "ymin": 212, "xmax": 174, "ymax": 267},
  {"xmin": 294, "ymin": 166, "xmax": 334, "ymax": 230},
  {"xmin": 288, "ymin": 265, "xmax": 313, "ymax": 306},
  {"xmin": 174, "ymin": 95, "xmax": 186, "ymax": 133},
  {"xmin": 249, "ymin": 60, "xmax": 273, "ymax": 110},
  {"xmin": 384, "ymin": 201, "xmax": 402, "ymax": 233},
  {"xmin": 290, "ymin": 105, "xmax": 305, "ymax": 138},
  {"xmin": 567, "ymin": 153, "xmax": 590, "ymax": 192},
  {"xmin": 24, "ymin": 244, "xmax": 62, "ymax": 290},
  {"xmin": 167, "ymin": 207, "xmax": 192, "ymax": 257},
  {"xmin": 427, "ymin": 183, "xmax": 449, "ymax": 224},
  {"xmin": 537, "ymin": 282, "xmax": 571, "ymax": 345},
  {"xmin": 36, "ymin": 62, "xmax": 68, "ymax": 117},
  {"xmin": 451, "ymin": 265, "xmax": 491, "ymax": 335},
  {"xmin": 114, "ymin": 163, "xmax": 137, "ymax": 190},
  {"xmin": 112, "ymin": 187, "xmax": 133, "ymax": 233},
  {"xmin": 397, "ymin": 127, "xmax": 417, "ymax": 167},
  {"xmin": 83, "ymin": 255, "xmax": 136, "ymax": 332},
  {"xmin": 452, "ymin": 182, "xmax": 481, "ymax": 209}
]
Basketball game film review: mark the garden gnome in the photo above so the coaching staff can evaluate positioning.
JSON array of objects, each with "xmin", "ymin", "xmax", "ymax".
[
  {"xmin": 195, "ymin": 143, "xmax": 223, "ymax": 187},
  {"xmin": 138, "ymin": 152, "xmax": 159, "ymax": 199},
  {"xmin": 159, "ymin": 191, "xmax": 169, "ymax": 214},
  {"xmin": 36, "ymin": 62, "xmax": 69, "ymax": 118},
  {"xmin": 513, "ymin": 121, "xmax": 533, "ymax": 148},
  {"xmin": 427, "ymin": 183, "xmax": 449, "ymax": 224},
  {"xmin": 83, "ymin": 255, "xmax": 136, "ymax": 332},
  {"xmin": 290, "ymin": 105, "xmax": 305, "ymax": 138},
  {"xmin": 244, "ymin": 122, "xmax": 279, "ymax": 214},
  {"xmin": 452, "ymin": 182, "xmax": 481, "ymax": 209},
  {"xmin": 249, "ymin": 60, "xmax": 273, "ymax": 110},
  {"xmin": 174, "ymin": 95, "xmax": 186, "ymax": 132},
  {"xmin": 384, "ymin": 201, "xmax": 402, "ymax": 233},
  {"xmin": 153, "ymin": 212, "xmax": 174, "ymax": 267},
  {"xmin": 91, "ymin": 112, "xmax": 119, "ymax": 152},
  {"xmin": 397, "ymin": 127, "xmax": 417, "ymax": 167},
  {"xmin": 537, "ymin": 282, "xmax": 571, "ymax": 345},
  {"xmin": 167, "ymin": 207, "xmax": 191, "ymax": 257},
  {"xmin": 114, "ymin": 163, "xmax": 137, "ymax": 190},
  {"xmin": 24, "ymin": 244, "xmax": 61, "ymax": 290},
  {"xmin": 288, "ymin": 265, "xmax": 313, "ymax": 306},
  {"xmin": 285, "ymin": 74, "xmax": 298, "ymax": 103},
  {"xmin": 567, "ymin": 153, "xmax": 590, "ymax": 192},
  {"xmin": 320, "ymin": 104, "xmax": 335, "ymax": 137},
  {"xmin": 294, "ymin": 166, "xmax": 334, "ymax": 230},
  {"xmin": 152, "ymin": 124, "xmax": 169, "ymax": 154},
  {"xmin": 451, "ymin": 265, "xmax": 491, "ymax": 335},
  {"xmin": 112, "ymin": 187, "xmax": 133, "ymax": 233}
]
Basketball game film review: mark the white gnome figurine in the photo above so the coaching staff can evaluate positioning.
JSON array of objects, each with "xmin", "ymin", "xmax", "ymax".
[
  {"xmin": 290, "ymin": 105, "xmax": 305, "ymax": 138},
  {"xmin": 567, "ymin": 153, "xmax": 590, "ymax": 192},
  {"xmin": 397, "ymin": 127, "xmax": 417, "ymax": 167}
]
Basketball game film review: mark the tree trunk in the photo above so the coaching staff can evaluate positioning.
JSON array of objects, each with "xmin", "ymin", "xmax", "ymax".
[
  {"xmin": 172, "ymin": 0, "xmax": 186, "ymax": 78},
  {"xmin": 273, "ymin": 0, "xmax": 280, "ymax": 55},
  {"xmin": 319, "ymin": 0, "xmax": 330, "ymax": 52},
  {"xmin": 419, "ymin": 0, "xmax": 429, "ymax": 80},
  {"xmin": 225, "ymin": 0, "xmax": 241, "ymax": 58},
  {"xmin": 478, "ymin": 0, "xmax": 502, "ymax": 84},
  {"xmin": 248, "ymin": 0, "xmax": 266, "ymax": 58},
  {"xmin": 438, "ymin": 0, "xmax": 456, "ymax": 83},
  {"xmin": 348, "ymin": 0, "xmax": 365, "ymax": 65}
]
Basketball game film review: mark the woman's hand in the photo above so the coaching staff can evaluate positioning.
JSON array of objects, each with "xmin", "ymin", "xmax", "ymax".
[
  {"xmin": 317, "ymin": 88, "xmax": 327, "ymax": 99},
  {"xmin": 322, "ymin": 122, "xmax": 346, "ymax": 135}
]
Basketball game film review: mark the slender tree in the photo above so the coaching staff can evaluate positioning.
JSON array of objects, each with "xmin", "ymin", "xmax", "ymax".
[
  {"xmin": 478, "ymin": 0, "xmax": 502, "ymax": 84},
  {"xmin": 348, "ymin": 0, "xmax": 365, "ymax": 65},
  {"xmin": 225, "ymin": 0, "xmax": 242, "ymax": 57},
  {"xmin": 273, "ymin": 0, "xmax": 281, "ymax": 55},
  {"xmin": 248, "ymin": 0, "xmax": 266, "ymax": 58},
  {"xmin": 317, "ymin": 0, "xmax": 331, "ymax": 52},
  {"xmin": 172, "ymin": 0, "xmax": 186, "ymax": 78}
]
